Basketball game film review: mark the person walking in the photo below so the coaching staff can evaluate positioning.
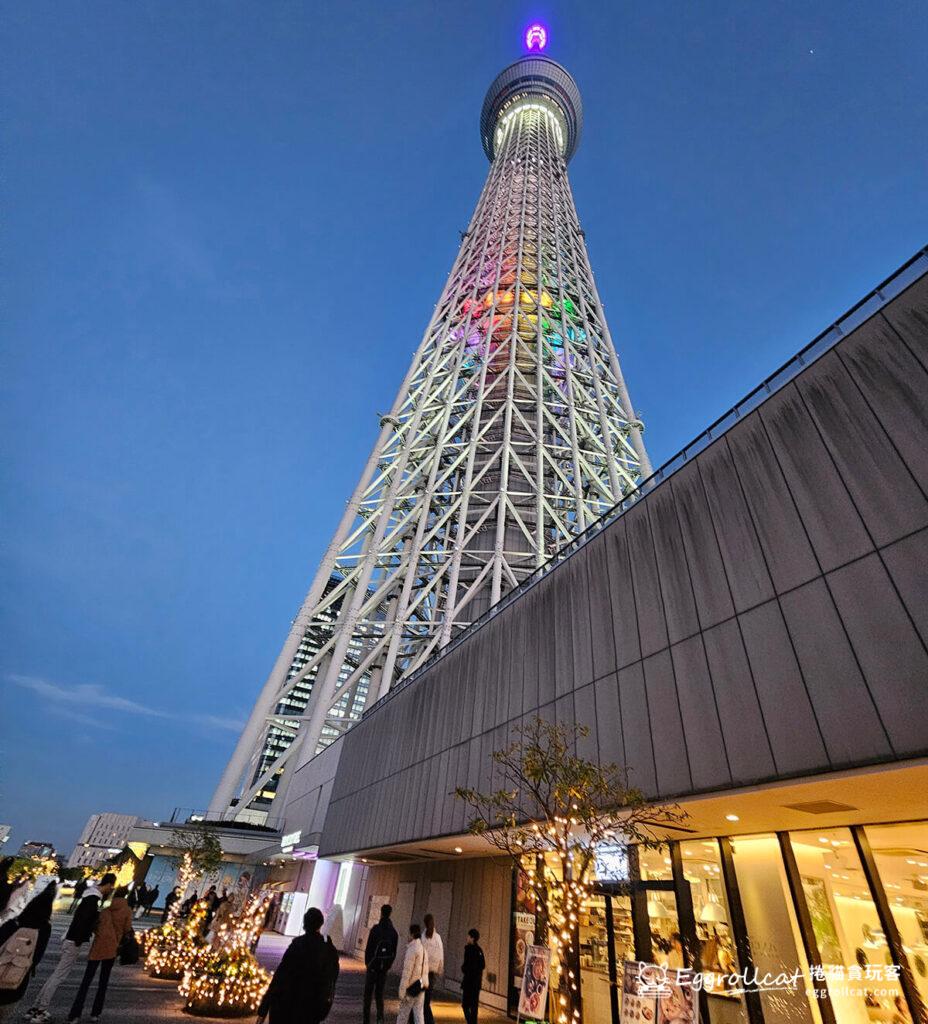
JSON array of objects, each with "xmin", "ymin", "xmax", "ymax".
[
  {"xmin": 421, "ymin": 915, "xmax": 444, "ymax": 1024},
  {"xmin": 26, "ymin": 872, "xmax": 115, "ymax": 1023},
  {"xmin": 460, "ymin": 929, "xmax": 485, "ymax": 1024},
  {"xmin": 256, "ymin": 907, "xmax": 339, "ymax": 1024},
  {"xmin": 69, "ymin": 878, "xmax": 87, "ymax": 914},
  {"xmin": 364, "ymin": 904, "xmax": 399, "ymax": 1024},
  {"xmin": 396, "ymin": 924, "xmax": 429, "ymax": 1024},
  {"xmin": 0, "ymin": 883, "xmax": 55, "ymax": 1022},
  {"xmin": 130, "ymin": 882, "xmax": 145, "ymax": 920},
  {"xmin": 66, "ymin": 885, "xmax": 133, "ymax": 1023}
]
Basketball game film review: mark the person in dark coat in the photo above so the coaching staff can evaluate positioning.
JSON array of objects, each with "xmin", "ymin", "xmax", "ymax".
[
  {"xmin": 0, "ymin": 882, "xmax": 55, "ymax": 1018},
  {"xmin": 68, "ymin": 877, "xmax": 87, "ymax": 913},
  {"xmin": 363, "ymin": 904, "xmax": 399, "ymax": 1024},
  {"xmin": 460, "ymin": 929, "xmax": 485, "ymax": 1024},
  {"xmin": 143, "ymin": 884, "xmax": 160, "ymax": 916},
  {"xmin": 256, "ymin": 907, "xmax": 339, "ymax": 1024},
  {"xmin": 162, "ymin": 886, "xmax": 181, "ymax": 923}
]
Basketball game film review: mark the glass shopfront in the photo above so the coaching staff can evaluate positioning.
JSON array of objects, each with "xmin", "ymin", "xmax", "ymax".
[{"xmin": 510, "ymin": 821, "xmax": 928, "ymax": 1024}]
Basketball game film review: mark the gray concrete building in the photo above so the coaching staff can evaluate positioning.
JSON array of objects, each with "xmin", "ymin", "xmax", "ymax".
[{"xmin": 267, "ymin": 250, "xmax": 928, "ymax": 1024}]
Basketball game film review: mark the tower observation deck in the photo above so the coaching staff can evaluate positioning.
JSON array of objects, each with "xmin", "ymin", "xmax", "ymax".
[{"xmin": 211, "ymin": 42, "xmax": 652, "ymax": 821}]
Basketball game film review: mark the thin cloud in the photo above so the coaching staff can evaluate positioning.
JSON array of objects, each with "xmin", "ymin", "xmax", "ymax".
[
  {"xmin": 192, "ymin": 714, "xmax": 245, "ymax": 733},
  {"xmin": 47, "ymin": 706, "xmax": 118, "ymax": 731},
  {"xmin": 8, "ymin": 674, "xmax": 167, "ymax": 717},
  {"xmin": 6, "ymin": 674, "xmax": 243, "ymax": 734}
]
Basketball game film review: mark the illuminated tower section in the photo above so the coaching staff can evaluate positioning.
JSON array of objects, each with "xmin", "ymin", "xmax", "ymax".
[{"xmin": 212, "ymin": 34, "xmax": 652, "ymax": 820}]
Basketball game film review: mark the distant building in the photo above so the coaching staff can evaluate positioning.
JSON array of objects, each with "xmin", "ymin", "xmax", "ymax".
[
  {"xmin": 17, "ymin": 840, "xmax": 56, "ymax": 860},
  {"xmin": 67, "ymin": 812, "xmax": 140, "ymax": 868}
]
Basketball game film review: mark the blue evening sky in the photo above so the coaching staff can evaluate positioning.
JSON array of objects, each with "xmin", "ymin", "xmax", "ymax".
[{"xmin": 2, "ymin": 1, "xmax": 926, "ymax": 853}]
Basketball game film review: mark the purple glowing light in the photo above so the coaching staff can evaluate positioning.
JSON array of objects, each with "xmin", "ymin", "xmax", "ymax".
[{"xmin": 525, "ymin": 23, "xmax": 547, "ymax": 51}]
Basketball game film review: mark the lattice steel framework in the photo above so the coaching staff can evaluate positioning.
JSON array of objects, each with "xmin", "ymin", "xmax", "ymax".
[{"xmin": 211, "ymin": 55, "xmax": 651, "ymax": 819}]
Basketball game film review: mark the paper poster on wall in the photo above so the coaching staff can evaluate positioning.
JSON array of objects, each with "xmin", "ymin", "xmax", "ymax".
[
  {"xmin": 620, "ymin": 962, "xmax": 696, "ymax": 1024},
  {"xmin": 518, "ymin": 945, "xmax": 551, "ymax": 1021}
]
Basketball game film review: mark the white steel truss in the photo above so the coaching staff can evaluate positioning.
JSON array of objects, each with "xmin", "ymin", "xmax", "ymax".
[{"xmin": 211, "ymin": 60, "xmax": 651, "ymax": 820}]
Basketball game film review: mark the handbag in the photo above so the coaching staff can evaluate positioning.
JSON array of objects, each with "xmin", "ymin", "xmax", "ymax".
[
  {"xmin": 118, "ymin": 930, "xmax": 140, "ymax": 966},
  {"xmin": 406, "ymin": 979, "xmax": 423, "ymax": 998}
]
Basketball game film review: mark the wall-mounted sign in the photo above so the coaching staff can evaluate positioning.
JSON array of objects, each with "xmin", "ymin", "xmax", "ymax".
[{"xmin": 281, "ymin": 830, "xmax": 302, "ymax": 850}]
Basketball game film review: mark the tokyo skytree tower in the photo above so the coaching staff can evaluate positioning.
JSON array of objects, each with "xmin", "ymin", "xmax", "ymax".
[{"xmin": 212, "ymin": 33, "xmax": 651, "ymax": 820}]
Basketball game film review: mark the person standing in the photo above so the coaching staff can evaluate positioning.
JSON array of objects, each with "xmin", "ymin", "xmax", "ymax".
[
  {"xmin": 396, "ymin": 924, "xmax": 428, "ymax": 1024},
  {"xmin": 162, "ymin": 886, "xmax": 181, "ymax": 923},
  {"xmin": 0, "ymin": 883, "xmax": 55, "ymax": 1022},
  {"xmin": 26, "ymin": 872, "xmax": 115, "ymax": 1023},
  {"xmin": 364, "ymin": 905, "xmax": 399, "ymax": 1024},
  {"xmin": 460, "ymin": 929, "xmax": 485, "ymax": 1024},
  {"xmin": 66, "ymin": 886, "xmax": 132, "ymax": 1022},
  {"xmin": 421, "ymin": 915, "xmax": 444, "ymax": 1024},
  {"xmin": 256, "ymin": 907, "xmax": 339, "ymax": 1024},
  {"xmin": 143, "ymin": 884, "xmax": 159, "ymax": 918}
]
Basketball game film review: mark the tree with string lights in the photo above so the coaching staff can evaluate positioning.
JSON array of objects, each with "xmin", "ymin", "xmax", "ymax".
[{"xmin": 456, "ymin": 717, "xmax": 686, "ymax": 1024}]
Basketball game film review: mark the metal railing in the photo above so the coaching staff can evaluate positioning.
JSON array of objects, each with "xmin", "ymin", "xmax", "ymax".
[
  {"xmin": 168, "ymin": 808, "xmax": 283, "ymax": 833},
  {"xmin": 362, "ymin": 244, "xmax": 928, "ymax": 720}
]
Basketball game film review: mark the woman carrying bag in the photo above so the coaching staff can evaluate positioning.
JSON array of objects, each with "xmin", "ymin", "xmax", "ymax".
[
  {"xmin": 396, "ymin": 924, "xmax": 429, "ymax": 1024},
  {"xmin": 0, "ymin": 883, "xmax": 55, "ymax": 1022},
  {"xmin": 66, "ymin": 886, "xmax": 133, "ymax": 1022}
]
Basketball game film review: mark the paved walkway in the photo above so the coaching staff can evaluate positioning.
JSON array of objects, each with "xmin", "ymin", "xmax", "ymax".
[{"xmin": 6, "ymin": 913, "xmax": 508, "ymax": 1023}]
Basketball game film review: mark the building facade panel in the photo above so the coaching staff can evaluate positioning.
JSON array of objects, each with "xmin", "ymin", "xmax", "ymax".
[
  {"xmin": 647, "ymin": 486, "xmax": 701, "ymax": 644},
  {"xmin": 700, "ymin": 617, "xmax": 776, "ymax": 784},
  {"xmin": 669, "ymin": 462, "xmax": 735, "ymax": 630},
  {"xmin": 778, "ymin": 576, "xmax": 892, "ymax": 764},
  {"xmin": 668, "ymin": 634, "xmax": 730, "ymax": 791},
  {"xmin": 795, "ymin": 350, "xmax": 928, "ymax": 545},
  {"xmin": 725, "ymin": 416, "xmax": 820, "ymax": 593},
  {"xmin": 758, "ymin": 384, "xmax": 873, "ymax": 571}
]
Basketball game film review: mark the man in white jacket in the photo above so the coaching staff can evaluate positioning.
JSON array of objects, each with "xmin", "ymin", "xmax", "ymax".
[
  {"xmin": 397, "ymin": 924, "xmax": 429, "ymax": 1024},
  {"xmin": 421, "ymin": 914, "xmax": 444, "ymax": 1024}
]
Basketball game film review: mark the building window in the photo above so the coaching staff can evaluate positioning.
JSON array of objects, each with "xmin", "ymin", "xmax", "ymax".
[
  {"xmin": 790, "ymin": 828, "xmax": 907, "ymax": 1024},
  {"xmin": 730, "ymin": 834, "xmax": 823, "ymax": 1024},
  {"xmin": 679, "ymin": 840, "xmax": 748, "ymax": 1022},
  {"xmin": 863, "ymin": 822, "xmax": 928, "ymax": 1018}
]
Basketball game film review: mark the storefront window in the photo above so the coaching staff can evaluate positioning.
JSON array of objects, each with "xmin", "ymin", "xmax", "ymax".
[
  {"xmin": 679, "ymin": 840, "xmax": 747, "ymax": 1024},
  {"xmin": 864, "ymin": 822, "xmax": 928, "ymax": 1019},
  {"xmin": 637, "ymin": 845, "xmax": 682, "ymax": 967},
  {"xmin": 731, "ymin": 834, "xmax": 823, "ymax": 1024},
  {"xmin": 790, "ymin": 829, "xmax": 906, "ymax": 1024}
]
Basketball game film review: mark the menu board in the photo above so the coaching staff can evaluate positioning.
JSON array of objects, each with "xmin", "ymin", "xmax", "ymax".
[
  {"xmin": 518, "ymin": 945, "xmax": 552, "ymax": 1021},
  {"xmin": 620, "ymin": 962, "xmax": 696, "ymax": 1024},
  {"xmin": 513, "ymin": 912, "xmax": 536, "ymax": 984}
]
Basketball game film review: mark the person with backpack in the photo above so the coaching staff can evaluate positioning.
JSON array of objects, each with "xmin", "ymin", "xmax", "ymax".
[
  {"xmin": 26, "ymin": 871, "xmax": 115, "ymax": 1023},
  {"xmin": 364, "ymin": 904, "xmax": 399, "ymax": 1024},
  {"xmin": 396, "ymin": 923, "xmax": 429, "ymax": 1024},
  {"xmin": 65, "ymin": 885, "xmax": 133, "ymax": 1022},
  {"xmin": 256, "ymin": 907, "xmax": 339, "ymax": 1024},
  {"xmin": 460, "ymin": 929, "xmax": 485, "ymax": 1024},
  {"xmin": 0, "ymin": 883, "xmax": 55, "ymax": 1022}
]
